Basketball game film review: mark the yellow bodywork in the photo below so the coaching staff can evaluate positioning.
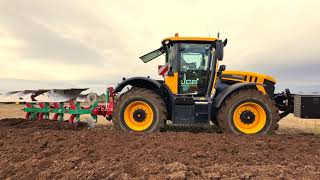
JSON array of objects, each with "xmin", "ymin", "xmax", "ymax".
[
  {"xmin": 222, "ymin": 70, "xmax": 276, "ymax": 83},
  {"xmin": 222, "ymin": 71, "xmax": 276, "ymax": 95},
  {"xmin": 164, "ymin": 72, "xmax": 179, "ymax": 94}
]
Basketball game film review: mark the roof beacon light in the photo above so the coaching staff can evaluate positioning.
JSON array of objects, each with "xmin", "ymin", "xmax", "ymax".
[{"xmin": 175, "ymin": 33, "xmax": 179, "ymax": 37}]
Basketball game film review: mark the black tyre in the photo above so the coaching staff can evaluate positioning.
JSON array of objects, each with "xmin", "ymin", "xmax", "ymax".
[
  {"xmin": 113, "ymin": 88, "xmax": 167, "ymax": 132},
  {"xmin": 216, "ymin": 89, "xmax": 279, "ymax": 135}
]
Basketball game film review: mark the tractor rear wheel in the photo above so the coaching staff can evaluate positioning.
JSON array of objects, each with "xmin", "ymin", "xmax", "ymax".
[
  {"xmin": 113, "ymin": 88, "xmax": 167, "ymax": 132},
  {"xmin": 216, "ymin": 89, "xmax": 279, "ymax": 135}
]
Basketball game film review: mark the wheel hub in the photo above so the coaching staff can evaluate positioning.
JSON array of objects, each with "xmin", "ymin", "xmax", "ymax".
[
  {"xmin": 133, "ymin": 109, "xmax": 146, "ymax": 122},
  {"xmin": 240, "ymin": 110, "xmax": 255, "ymax": 124}
]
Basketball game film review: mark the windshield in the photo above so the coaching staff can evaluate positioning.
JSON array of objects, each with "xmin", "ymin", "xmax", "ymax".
[
  {"xmin": 139, "ymin": 46, "xmax": 165, "ymax": 63},
  {"xmin": 180, "ymin": 43, "xmax": 211, "ymax": 72}
]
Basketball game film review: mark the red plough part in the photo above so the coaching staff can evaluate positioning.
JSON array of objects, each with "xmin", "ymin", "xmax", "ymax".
[
  {"xmin": 52, "ymin": 103, "xmax": 61, "ymax": 121},
  {"xmin": 37, "ymin": 102, "xmax": 45, "ymax": 120},
  {"xmin": 25, "ymin": 102, "xmax": 32, "ymax": 120},
  {"xmin": 91, "ymin": 87, "xmax": 115, "ymax": 125},
  {"xmin": 92, "ymin": 87, "xmax": 114, "ymax": 118}
]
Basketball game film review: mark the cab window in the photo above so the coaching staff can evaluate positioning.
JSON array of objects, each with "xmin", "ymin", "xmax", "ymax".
[{"xmin": 180, "ymin": 43, "xmax": 210, "ymax": 72}]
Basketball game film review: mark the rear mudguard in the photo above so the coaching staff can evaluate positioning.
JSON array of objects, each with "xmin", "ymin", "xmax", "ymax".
[
  {"xmin": 213, "ymin": 82, "xmax": 263, "ymax": 108},
  {"xmin": 114, "ymin": 77, "xmax": 162, "ymax": 93}
]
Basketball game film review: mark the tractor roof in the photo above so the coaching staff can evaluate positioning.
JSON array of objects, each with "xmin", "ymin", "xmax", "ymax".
[{"xmin": 162, "ymin": 37, "xmax": 218, "ymax": 43}]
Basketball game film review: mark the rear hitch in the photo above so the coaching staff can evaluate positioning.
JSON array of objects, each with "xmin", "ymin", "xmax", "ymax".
[{"xmin": 273, "ymin": 89, "xmax": 294, "ymax": 119}]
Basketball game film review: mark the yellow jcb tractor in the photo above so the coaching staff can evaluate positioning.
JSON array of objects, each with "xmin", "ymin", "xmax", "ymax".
[{"xmin": 112, "ymin": 34, "xmax": 287, "ymax": 134}]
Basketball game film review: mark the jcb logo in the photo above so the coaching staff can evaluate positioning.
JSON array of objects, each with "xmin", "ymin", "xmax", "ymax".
[{"xmin": 181, "ymin": 75, "xmax": 199, "ymax": 86}]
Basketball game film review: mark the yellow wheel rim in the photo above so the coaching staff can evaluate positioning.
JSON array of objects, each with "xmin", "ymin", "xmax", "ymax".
[
  {"xmin": 233, "ymin": 102, "xmax": 267, "ymax": 134},
  {"xmin": 124, "ymin": 101, "xmax": 154, "ymax": 131}
]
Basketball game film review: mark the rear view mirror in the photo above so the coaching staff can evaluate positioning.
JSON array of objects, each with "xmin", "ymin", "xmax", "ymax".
[{"xmin": 215, "ymin": 40, "xmax": 224, "ymax": 61}]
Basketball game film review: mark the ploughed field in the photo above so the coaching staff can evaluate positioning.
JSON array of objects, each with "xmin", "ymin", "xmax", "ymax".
[{"xmin": 0, "ymin": 104, "xmax": 320, "ymax": 179}]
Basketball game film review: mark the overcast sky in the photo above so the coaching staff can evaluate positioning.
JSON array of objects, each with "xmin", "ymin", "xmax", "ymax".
[{"xmin": 0, "ymin": 0, "xmax": 319, "ymax": 94}]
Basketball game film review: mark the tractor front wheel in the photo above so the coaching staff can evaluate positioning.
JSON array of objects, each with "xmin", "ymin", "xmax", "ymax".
[
  {"xmin": 217, "ymin": 89, "xmax": 279, "ymax": 135},
  {"xmin": 113, "ymin": 88, "xmax": 167, "ymax": 132}
]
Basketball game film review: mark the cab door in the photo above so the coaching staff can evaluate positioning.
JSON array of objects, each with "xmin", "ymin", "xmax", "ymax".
[{"xmin": 178, "ymin": 43, "xmax": 211, "ymax": 96}]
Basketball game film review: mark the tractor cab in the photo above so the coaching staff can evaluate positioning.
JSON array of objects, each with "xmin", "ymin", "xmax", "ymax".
[
  {"xmin": 138, "ymin": 35, "xmax": 226, "ymax": 125},
  {"xmin": 140, "ymin": 34, "xmax": 226, "ymax": 98}
]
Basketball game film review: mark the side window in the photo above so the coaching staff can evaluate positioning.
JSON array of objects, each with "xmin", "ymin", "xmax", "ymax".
[{"xmin": 167, "ymin": 44, "xmax": 178, "ymax": 72}]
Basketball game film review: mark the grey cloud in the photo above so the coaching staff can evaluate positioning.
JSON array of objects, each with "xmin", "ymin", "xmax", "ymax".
[
  {"xmin": 226, "ymin": 56, "xmax": 320, "ymax": 93},
  {"xmin": 255, "ymin": 63, "xmax": 320, "ymax": 93},
  {"xmin": 0, "ymin": 1, "xmax": 124, "ymax": 65}
]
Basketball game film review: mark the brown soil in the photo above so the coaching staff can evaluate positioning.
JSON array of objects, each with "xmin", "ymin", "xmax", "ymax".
[{"xmin": 0, "ymin": 118, "xmax": 320, "ymax": 179}]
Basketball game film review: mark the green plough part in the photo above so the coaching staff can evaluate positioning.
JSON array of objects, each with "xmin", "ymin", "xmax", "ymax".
[
  {"xmin": 69, "ymin": 100, "xmax": 99, "ymax": 123},
  {"xmin": 23, "ymin": 99, "xmax": 99, "ymax": 123}
]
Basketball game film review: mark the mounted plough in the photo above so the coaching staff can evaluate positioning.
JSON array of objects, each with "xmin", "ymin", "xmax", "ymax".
[{"xmin": 0, "ymin": 87, "xmax": 115, "ymax": 124}]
